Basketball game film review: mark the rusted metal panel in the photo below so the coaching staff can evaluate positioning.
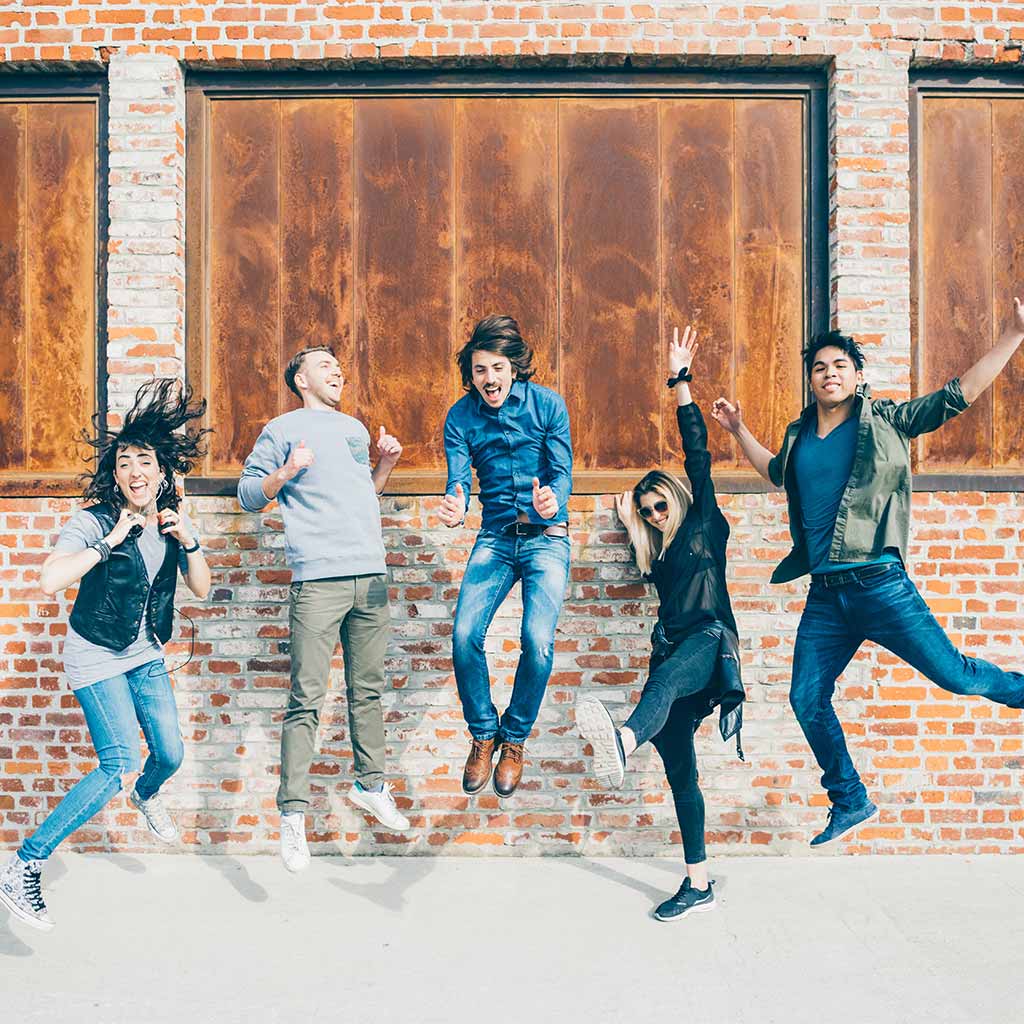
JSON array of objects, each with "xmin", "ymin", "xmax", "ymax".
[
  {"xmin": 0, "ymin": 103, "xmax": 27, "ymax": 473},
  {"xmin": 734, "ymin": 98, "xmax": 805, "ymax": 459},
  {"xmin": 185, "ymin": 89, "xmax": 209, "ymax": 476},
  {"xmin": 559, "ymin": 98, "xmax": 661, "ymax": 471},
  {"xmin": 208, "ymin": 99, "xmax": 281, "ymax": 473},
  {"xmin": 280, "ymin": 98, "xmax": 354, "ymax": 416},
  {"xmin": 353, "ymin": 98, "xmax": 454, "ymax": 469},
  {"xmin": 991, "ymin": 98, "xmax": 1024, "ymax": 470},
  {"xmin": 455, "ymin": 97, "xmax": 558, "ymax": 390},
  {"xmin": 26, "ymin": 102, "xmax": 95, "ymax": 474},
  {"xmin": 661, "ymin": 98, "xmax": 735, "ymax": 468},
  {"xmin": 919, "ymin": 97, "xmax": 992, "ymax": 470}
]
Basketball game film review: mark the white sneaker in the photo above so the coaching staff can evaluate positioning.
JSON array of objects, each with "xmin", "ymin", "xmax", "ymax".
[
  {"xmin": 576, "ymin": 695, "xmax": 627, "ymax": 789},
  {"xmin": 0, "ymin": 853, "xmax": 54, "ymax": 932},
  {"xmin": 129, "ymin": 788, "xmax": 179, "ymax": 843},
  {"xmin": 279, "ymin": 812, "xmax": 310, "ymax": 873},
  {"xmin": 348, "ymin": 782, "xmax": 410, "ymax": 831}
]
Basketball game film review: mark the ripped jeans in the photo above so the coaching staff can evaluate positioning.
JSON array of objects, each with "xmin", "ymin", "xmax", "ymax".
[
  {"xmin": 19, "ymin": 660, "xmax": 184, "ymax": 863},
  {"xmin": 452, "ymin": 530, "xmax": 571, "ymax": 742}
]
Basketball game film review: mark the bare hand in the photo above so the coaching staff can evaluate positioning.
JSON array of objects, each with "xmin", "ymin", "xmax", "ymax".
[
  {"xmin": 614, "ymin": 490, "xmax": 637, "ymax": 531},
  {"xmin": 711, "ymin": 397, "xmax": 743, "ymax": 435},
  {"xmin": 439, "ymin": 482, "xmax": 466, "ymax": 528},
  {"xmin": 532, "ymin": 477, "xmax": 558, "ymax": 520},
  {"xmin": 1012, "ymin": 296, "xmax": 1024, "ymax": 335},
  {"xmin": 282, "ymin": 440, "xmax": 314, "ymax": 480},
  {"xmin": 669, "ymin": 324, "xmax": 699, "ymax": 377},
  {"xmin": 157, "ymin": 507, "xmax": 196, "ymax": 547},
  {"xmin": 105, "ymin": 507, "xmax": 146, "ymax": 547},
  {"xmin": 376, "ymin": 426, "xmax": 403, "ymax": 463}
]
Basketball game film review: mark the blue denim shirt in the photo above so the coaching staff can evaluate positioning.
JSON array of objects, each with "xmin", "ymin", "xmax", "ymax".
[{"xmin": 443, "ymin": 380, "xmax": 573, "ymax": 533}]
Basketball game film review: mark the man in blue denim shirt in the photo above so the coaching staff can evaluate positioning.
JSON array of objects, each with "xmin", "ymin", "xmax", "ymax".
[
  {"xmin": 439, "ymin": 315, "xmax": 573, "ymax": 798},
  {"xmin": 714, "ymin": 298, "xmax": 1024, "ymax": 847}
]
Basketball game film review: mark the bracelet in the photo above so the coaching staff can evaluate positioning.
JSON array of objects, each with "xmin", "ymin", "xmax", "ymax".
[
  {"xmin": 667, "ymin": 368, "xmax": 693, "ymax": 389},
  {"xmin": 88, "ymin": 539, "xmax": 111, "ymax": 563},
  {"xmin": 181, "ymin": 538, "xmax": 201, "ymax": 554}
]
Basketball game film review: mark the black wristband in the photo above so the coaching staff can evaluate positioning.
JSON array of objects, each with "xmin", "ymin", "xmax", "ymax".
[
  {"xmin": 667, "ymin": 368, "xmax": 693, "ymax": 388},
  {"xmin": 181, "ymin": 538, "xmax": 201, "ymax": 554},
  {"xmin": 88, "ymin": 539, "xmax": 111, "ymax": 563}
]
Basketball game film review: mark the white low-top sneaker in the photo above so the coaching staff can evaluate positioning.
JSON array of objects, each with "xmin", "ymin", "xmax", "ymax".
[
  {"xmin": 0, "ymin": 853, "xmax": 54, "ymax": 932},
  {"xmin": 348, "ymin": 782, "xmax": 410, "ymax": 831},
  {"xmin": 129, "ymin": 788, "xmax": 179, "ymax": 843},
  {"xmin": 279, "ymin": 812, "xmax": 311, "ymax": 873},
  {"xmin": 576, "ymin": 695, "xmax": 627, "ymax": 789}
]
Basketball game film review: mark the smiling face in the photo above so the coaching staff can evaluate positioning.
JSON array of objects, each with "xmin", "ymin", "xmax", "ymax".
[
  {"xmin": 114, "ymin": 444, "xmax": 163, "ymax": 512},
  {"xmin": 295, "ymin": 351, "xmax": 344, "ymax": 410},
  {"xmin": 637, "ymin": 488, "xmax": 672, "ymax": 533},
  {"xmin": 471, "ymin": 349, "xmax": 515, "ymax": 409},
  {"xmin": 808, "ymin": 345, "xmax": 863, "ymax": 409}
]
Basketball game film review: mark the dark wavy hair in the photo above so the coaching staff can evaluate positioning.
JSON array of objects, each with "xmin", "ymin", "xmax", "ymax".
[
  {"xmin": 80, "ymin": 378, "xmax": 211, "ymax": 512},
  {"xmin": 802, "ymin": 330, "xmax": 866, "ymax": 377},
  {"xmin": 456, "ymin": 315, "xmax": 536, "ymax": 390}
]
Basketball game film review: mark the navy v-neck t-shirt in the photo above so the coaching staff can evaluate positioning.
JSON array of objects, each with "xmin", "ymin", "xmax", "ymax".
[{"xmin": 792, "ymin": 415, "xmax": 897, "ymax": 576}]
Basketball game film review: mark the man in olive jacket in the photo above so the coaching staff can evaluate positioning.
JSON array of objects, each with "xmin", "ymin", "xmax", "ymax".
[{"xmin": 712, "ymin": 298, "xmax": 1024, "ymax": 846}]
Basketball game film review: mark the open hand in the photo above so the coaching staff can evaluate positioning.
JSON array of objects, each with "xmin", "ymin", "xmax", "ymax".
[
  {"xmin": 1012, "ymin": 296, "xmax": 1024, "ymax": 335},
  {"xmin": 532, "ymin": 477, "xmax": 558, "ymax": 520},
  {"xmin": 710, "ymin": 397, "xmax": 743, "ymax": 435},
  {"xmin": 376, "ymin": 426, "xmax": 402, "ymax": 463},
  {"xmin": 614, "ymin": 490, "xmax": 638, "ymax": 531},
  {"xmin": 669, "ymin": 325, "xmax": 699, "ymax": 377},
  {"xmin": 439, "ymin": 482, "xmax": 466, "ymax": 527}
]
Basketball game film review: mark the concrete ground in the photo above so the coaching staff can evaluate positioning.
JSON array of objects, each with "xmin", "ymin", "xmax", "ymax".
[{"xmin": 1, "ymin": 853, "xmax": 1021, "ymax": 1024}]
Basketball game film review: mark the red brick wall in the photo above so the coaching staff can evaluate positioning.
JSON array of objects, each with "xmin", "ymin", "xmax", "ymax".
[{"xmin": 1, "ymin": 2, "xmax": 1023, "ymax": 856}]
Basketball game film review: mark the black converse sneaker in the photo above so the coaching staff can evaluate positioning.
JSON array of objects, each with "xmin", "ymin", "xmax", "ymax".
[
  {"xmin": 0, "ymin": 852, "xmax": 54, "ymax": 932},
  {"xmin": 575, "ymin": 695, "xmax": 626, "ymax": 789},
  {"xmin": 653, "ymin": 877, "xmax": 715, "ymax": 923}
]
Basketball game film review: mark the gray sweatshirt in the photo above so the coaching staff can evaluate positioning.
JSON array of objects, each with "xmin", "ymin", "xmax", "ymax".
[{"xmin": 237, "ymin": 408, "xmax": 386, "ymax": 581}]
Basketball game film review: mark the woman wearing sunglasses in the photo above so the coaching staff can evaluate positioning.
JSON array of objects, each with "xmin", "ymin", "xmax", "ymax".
[
  {"xmin": 0, "ymin": 380, "xmax": 211, "ymax": 933},
  {"xmin": 576, "ymin": 325, "xmax": 745, "ymax": 923}
]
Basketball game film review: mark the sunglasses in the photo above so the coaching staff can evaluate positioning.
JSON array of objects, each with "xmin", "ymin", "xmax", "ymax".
[{"xmin": 638, "ymin": 500, "xmax": 669, "ymax": 520}]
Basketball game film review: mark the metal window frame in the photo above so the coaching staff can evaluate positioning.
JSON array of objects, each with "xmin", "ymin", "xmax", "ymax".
[
  {"xmin": 0, "ymin": 73, "xmax": 109, "ymax": 498},
  {"xmin": 185, "ymin": 67, "xmax": 830, "ymax": 496},
  {"xmin": 909, "ymin": 68, "xmax": 1024, "ymax": 491}
]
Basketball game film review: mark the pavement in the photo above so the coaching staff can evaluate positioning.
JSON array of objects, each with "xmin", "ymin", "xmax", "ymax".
[{"xmin": 1, "ymin": 852, "xmax": 1021, "ymax": 1024}]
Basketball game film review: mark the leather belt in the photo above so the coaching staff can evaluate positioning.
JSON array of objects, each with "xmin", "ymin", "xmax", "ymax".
[
  {"xmin": 502, "ymin": 521, "xmax": 568, "ymax": 538},
  {"xmin": 813, "ymin": 561, "xmax": 899, "ymax": 589}
]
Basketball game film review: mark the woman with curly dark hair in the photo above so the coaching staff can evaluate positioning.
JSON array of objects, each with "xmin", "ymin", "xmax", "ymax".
[{"xmin": 0, "ymin": 379, "xmax": 212, "ymax": 932}]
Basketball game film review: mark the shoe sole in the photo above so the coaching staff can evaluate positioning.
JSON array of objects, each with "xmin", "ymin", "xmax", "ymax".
[
  {"xmin": 347, "ymin": 789, "xmax": 410, "ymax": 832},
  {"xmin": 810, "ymin": 804, "xmax": 879, "ymax": 848},
  {"xmin": 0, "ymin": 886, "xmax": 55, "ymax": 933},
  {"xmin": 575, "ymin": 697, "xmax": 625, "ymax": 789},
  {"xmin": 129, "ymin": 791, "xmax": 178, "ymax": 844},
  {"xmin": 653, "ymin": 899, "xmax": 716, "ymax": 923}
]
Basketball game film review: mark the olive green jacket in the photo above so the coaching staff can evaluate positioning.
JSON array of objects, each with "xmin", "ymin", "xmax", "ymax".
[{"xmin": 767, "ymin": 378, "xmax": 970, "ymax": 584}]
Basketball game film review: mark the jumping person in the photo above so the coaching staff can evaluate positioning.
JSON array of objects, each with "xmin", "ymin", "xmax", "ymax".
[
  {"xmin": 0, "ymin": 380, "xmax": 211, "ymax": 932},
  {"xmin": 711, "ymin": 298, "xmax": 1024, "ymax": 846},
  {"xmin": 576, "ymin": 326, "xmax": 744, "ymax": 922},
  {"xmin": 238, "ymin": 346, "xmax": 409, "ymax": 874},
  {"xmin": 439, "ymin": 315, "xmax": 573, "ymax": 798}
]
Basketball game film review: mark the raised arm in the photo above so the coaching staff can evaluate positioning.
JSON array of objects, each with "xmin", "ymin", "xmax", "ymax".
[
  {"xmin": 668, "ymin": 326, "xmax": 715, "ymax": 513},
  {"xmin": 710, "ymin": 397, "xmax": 777, "ymax": 485},
  {"xmin": 957, "ymin": 296, "xmax": 1024, "ymax": 404}
]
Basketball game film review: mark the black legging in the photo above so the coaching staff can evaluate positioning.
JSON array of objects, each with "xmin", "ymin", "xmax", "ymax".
[{"xmin": 624, "ymin": 630, "xmax": 720, "ymax": 865}]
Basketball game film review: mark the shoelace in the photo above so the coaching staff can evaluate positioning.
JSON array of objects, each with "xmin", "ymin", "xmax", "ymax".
[
  {"xmin": 501, "ymin": 743, "xmax": 523, "ymax": 764},
  {"xmin": 143, "ymin": 797, "xmax": 173, "ymax": 830},
  {"xmin": 23, "ymin": 867, "xmax": 47, "ymax": 913},
  {"xmin": 282, "ymin": 817, "xmax": 304, "ymax": 851}
]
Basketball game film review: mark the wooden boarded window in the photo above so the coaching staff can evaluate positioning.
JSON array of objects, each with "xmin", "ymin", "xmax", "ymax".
[
  {"xmin": 913, "ymin": 85, "xmax": 1024, "ymax": 474},
  {"xmin": 187, "ymin": 78, "xmax": 823, "ymax": 492},
  {"xmin": 0, "ymin": 95, "xmax": 100, "ymax": 495}
]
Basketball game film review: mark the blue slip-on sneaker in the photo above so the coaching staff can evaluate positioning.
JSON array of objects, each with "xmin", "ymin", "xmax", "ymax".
[{"xmin": 809, "ymin": 800, "xmax": 878, "ymax": 847}]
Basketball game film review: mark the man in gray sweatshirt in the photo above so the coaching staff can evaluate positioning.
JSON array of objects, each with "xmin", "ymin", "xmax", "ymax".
[{"xmin": 238, "ymin": 346, "xmax": 408, "ymax": 872}]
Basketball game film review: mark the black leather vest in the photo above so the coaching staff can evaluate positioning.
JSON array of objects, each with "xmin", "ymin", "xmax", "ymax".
[{"xmin": 68, "ymin": 502, "xmax": 180, "ymax": 652}]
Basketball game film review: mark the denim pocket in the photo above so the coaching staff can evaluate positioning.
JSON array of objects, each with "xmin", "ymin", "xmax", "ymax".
[{"xmin": 366, "ymin": 576, "xmax": 389, "ymax": 608}]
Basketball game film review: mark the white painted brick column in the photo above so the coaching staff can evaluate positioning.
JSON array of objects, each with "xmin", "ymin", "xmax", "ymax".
[
  {"xmin": 830, "ymin": 50, "xmax": 913, "ymax": 400},
  {"xmin": 105, "ymin": 52, "xmax": 187, "ymax": 423}
]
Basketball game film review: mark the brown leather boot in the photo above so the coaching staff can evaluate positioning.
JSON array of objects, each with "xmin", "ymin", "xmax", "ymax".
[
  {"xmin": 493, "ymin": 741, "xmax": 525, "ymax": 798},
  {"xmin": 462, "ymin": 736, "xmax": 497, "ymax": 794}
]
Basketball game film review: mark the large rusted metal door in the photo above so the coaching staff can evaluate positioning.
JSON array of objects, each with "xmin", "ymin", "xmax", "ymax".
[
  {"xmin": 187, "ymin": 80, "xmax": 821, "ymax": 490},
  {"xmin": 0, "ymin": 97, "xmax": 99, "ymax": 494}
]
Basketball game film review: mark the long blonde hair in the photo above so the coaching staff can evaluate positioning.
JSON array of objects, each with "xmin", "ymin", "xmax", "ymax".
[{"xmin": 623, "ymin": 471, "xmax": 692, "ymax": 575}]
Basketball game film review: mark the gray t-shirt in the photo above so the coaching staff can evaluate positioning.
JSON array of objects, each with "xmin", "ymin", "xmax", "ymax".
[
  {"xmin": 55, "ymin": 508, "xmax": 190, "ymax": 690},
  {"xmin": 236, "ymin": 408, "xmax": 387, "ymax": 581}
]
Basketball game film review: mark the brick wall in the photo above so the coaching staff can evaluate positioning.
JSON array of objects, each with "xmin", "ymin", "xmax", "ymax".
[{"xmin": 1, "ymin": 2, "xmax": 1023, "ymax": 857}]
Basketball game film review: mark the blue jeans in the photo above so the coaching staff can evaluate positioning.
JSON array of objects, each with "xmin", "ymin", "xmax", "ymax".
[
  {"xmin": 19, "ymin": 660, "xmax": 184, "ymax": 862},
  {"xmin": 791, "ymin": 563, "xmax": 1024, "ymax": 810},
  {"xmin": 452, "ymin": 530, "xmax": 571, "ymax": 742}
]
